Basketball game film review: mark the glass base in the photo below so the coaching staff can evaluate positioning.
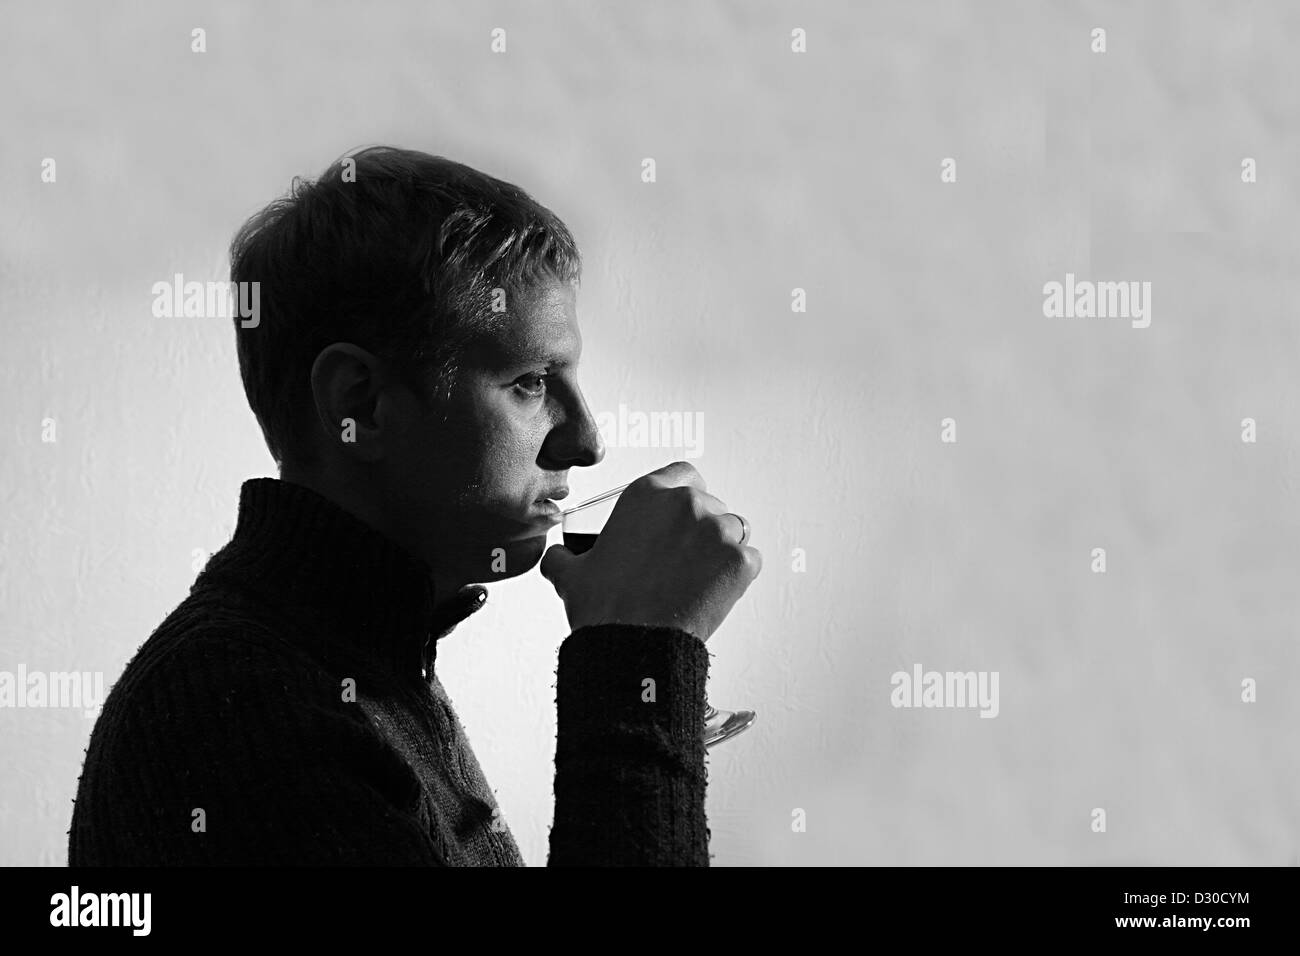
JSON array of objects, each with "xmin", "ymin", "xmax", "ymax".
[{"xmin": 702, "ymin": 705, "xmax": 757, "ymax": 748}]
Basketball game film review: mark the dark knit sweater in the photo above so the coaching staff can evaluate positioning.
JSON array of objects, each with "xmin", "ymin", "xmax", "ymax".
[{"xmin": 68, "ymin": 477, "xmax": 710, "ymax": 866}]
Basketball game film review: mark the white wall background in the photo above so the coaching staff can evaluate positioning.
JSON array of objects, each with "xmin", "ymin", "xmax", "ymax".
[{"xmin": 3, "ymin": 0, "xmax": 1298, "ymax": 866}]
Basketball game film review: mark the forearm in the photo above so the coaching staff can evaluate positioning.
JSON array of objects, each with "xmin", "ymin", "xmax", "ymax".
[{"xmin": 548, "ymin": 624, "xmax": 710, "ymax": 866}]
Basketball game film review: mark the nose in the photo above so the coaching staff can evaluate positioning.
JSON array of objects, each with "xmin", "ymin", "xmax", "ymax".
[{"xmin": 540, "ymin": 385, "xmax": 605, "ymax": 470}]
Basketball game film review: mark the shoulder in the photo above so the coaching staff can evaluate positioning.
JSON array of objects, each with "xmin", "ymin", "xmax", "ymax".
[
  {"xmin": 83, "ymin": 598, "xmax": 395, "ymax": 791},
  {"xmin": 71, "ymin": 602, "xmax": 433, "ymax": 865},
  {"xmin": 97, "ymin": 594, "xmax": 342, "ymax": 737}
]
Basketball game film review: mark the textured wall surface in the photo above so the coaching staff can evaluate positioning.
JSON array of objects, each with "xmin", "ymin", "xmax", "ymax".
[{"xmin": 2, "ymin": 0, "xmax": 1298, "ymax": 866}]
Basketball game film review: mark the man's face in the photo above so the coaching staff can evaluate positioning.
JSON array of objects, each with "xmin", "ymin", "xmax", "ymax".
[{"xmin": 380, "ymin": 277, "xmax": 605, "ymax": 585}]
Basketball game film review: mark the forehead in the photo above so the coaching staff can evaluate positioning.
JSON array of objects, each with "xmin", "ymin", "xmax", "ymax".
[{"xmin": 476, "ymin": 280, "xmax": 581, "ymax": 368}]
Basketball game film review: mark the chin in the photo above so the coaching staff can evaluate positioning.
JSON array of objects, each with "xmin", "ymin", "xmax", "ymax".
[{"xmin": 472, "ymin": 534, "xmax": 549, "ymax": 582}]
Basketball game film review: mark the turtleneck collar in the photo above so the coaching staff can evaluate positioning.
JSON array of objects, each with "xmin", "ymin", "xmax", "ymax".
[{"xmin": 194, "ymin": 477, "xmax": 488, "ymax": 679}]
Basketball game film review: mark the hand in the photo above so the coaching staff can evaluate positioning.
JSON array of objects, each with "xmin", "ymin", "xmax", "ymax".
[{"xmin": 539, "ymin": 461, "xmax": 762, "ymax": 643}]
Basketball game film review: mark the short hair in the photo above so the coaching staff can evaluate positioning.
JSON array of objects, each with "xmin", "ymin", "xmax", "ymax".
[{"xmin": 228, "ymin": 146, "xmax": 582, "ymax": 468}]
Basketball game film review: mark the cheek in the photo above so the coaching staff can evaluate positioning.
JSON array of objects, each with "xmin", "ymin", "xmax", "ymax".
[
  {"xmin": 473, "ymin": 426, "xmax": 540, "ymax": 485},
  {"xmin": 439, "ymin": 385, "xmax": 552, "ymax": 497},
  {"xmin": 470, "ymin": 401, "xmax": 549, "ymax": 468}
]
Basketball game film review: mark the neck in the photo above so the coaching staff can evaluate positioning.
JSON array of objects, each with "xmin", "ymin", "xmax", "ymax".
[{"xmin": 278, "ymin": 463, "xmax": 470, "ymax": 614}]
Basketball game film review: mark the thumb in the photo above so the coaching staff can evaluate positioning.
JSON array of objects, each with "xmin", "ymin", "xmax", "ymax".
[{"xmin": 539, "ymin": 543, "xmax": 577, "ymax": 590}]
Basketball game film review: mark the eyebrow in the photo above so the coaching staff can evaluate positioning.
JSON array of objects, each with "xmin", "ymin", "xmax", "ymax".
[{"xmin": 496, "ymin": 342, "xmax": 579, "ymax": 373}]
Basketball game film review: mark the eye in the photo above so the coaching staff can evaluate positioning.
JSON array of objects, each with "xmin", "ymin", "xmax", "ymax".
[{"xmin": 513, "ymin": 372, "xmax": 549, "ymax": 398}]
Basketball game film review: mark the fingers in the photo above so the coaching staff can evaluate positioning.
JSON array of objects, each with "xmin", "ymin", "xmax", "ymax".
[
  {"xmin": 650, "ymin": 477, "xmax": 753, "ymax": 550},
  {"xmin": 723, "ymin": 512, "xmax": 749, "ymax": 546},
  {"xmin": 539, "ymin": 543, "xmax": 575, "ymax": 594},
  {"xmin": 616, "ymin": 460, "xmax": 761, "ymax": 565},
  {"xmin": 680, "ymin": 490, "xmax": 751, "ymax": 547},
  {"xmin": 642, "ymin": 460, "xmax": 707, "ymax": 493},
  {"xmin": 694, "ymin": 490, "xmax": 729, "ymax": 517}
]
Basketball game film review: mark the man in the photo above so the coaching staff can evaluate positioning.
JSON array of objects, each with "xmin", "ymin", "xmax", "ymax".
[{"xmin": 67, "ymin": 146, "xmax": 762, "ymax": 866}]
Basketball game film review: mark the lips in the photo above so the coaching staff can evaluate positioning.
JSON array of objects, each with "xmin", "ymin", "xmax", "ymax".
[{"xmin": 530, "ymin": 488, "xmax": 568, "ymax": 524}]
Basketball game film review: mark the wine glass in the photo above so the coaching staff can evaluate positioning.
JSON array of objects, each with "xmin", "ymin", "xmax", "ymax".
[{"xmin": 559, "ymin": 483, "xmax": 757, "ymax": 748}]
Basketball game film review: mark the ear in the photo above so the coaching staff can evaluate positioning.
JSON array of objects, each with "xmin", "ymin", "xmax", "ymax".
[{"xmin": 306, "ymin": 343, "xmax": 389, "ymax": 463}]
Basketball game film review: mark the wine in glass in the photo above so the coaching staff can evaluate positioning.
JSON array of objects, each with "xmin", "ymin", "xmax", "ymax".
[{"xmin": 560, "ymin": 483, "xmax": 757, "ymax": 748}]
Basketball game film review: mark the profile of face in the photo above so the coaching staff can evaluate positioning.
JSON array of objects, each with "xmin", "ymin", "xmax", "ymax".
[{"xmin": 373, "ymin": 277, "xmax": 605, "ymax": 587}]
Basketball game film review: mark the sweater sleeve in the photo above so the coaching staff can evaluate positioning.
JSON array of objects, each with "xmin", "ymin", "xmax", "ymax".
[
  {"xmin": 548, "ymin": 624, "xmax": 710, "ymax": 866},
  {"xmin": 69, "ymin": 630, "xmax": 448, "ymax": 866}
]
